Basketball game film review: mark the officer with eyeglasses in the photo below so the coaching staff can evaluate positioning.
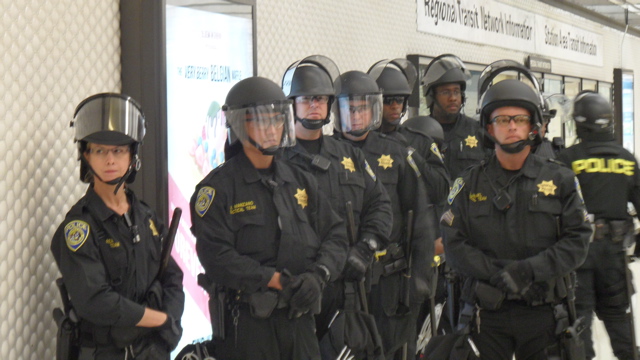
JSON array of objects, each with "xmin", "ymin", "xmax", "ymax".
[
  {"xmin": 333, "ymin": 70, "xmax": 438, "ymax": 360},
  {"xmin": 423, "ymin": 54, "xmax": 491, "ymax": 178},
  {"xmin": 281, "ymin": 56, "xmax": 392, "ymax": 359},
  {"xmin": 50, "ymin": 93, "xmax": 185, "ymax": 359},
  {"xmin": 190, "ymin": 76, "xmax": 348, "ymax": 360},
  {"xmin": 440, "ymin": 78, "xmax": 591, "ymax": 359}
]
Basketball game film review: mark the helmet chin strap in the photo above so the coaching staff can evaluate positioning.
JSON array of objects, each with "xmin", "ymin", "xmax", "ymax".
[
  {"xmin": 347, "ymin": 129, "xmax": 368, "ymax": 137},
  {"xmin": 83, "ymin": 155, "xmax": 140, "ymax": 194},
  {"xmin": 247, "ymin": 136, "xmax": 279, "ymax": 156},
  {"xmin": 297, "ymin": 115, "xmax": 329, "ymax": 130},
  {"xmin": 483, "ymin": 129, "xmax": 537, "ymax": 154}
]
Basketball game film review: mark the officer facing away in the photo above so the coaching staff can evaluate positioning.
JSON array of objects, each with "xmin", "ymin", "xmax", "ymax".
[
  {"xmin": 423, "ymin": 54, "xmax": 489, "ymax": 178},
  {"xmin": 333, "ymin": 70, "xmax": 438, "ymax": 359},
  {"xmin": 50, "ymin": 93, "xmax": 185, "ymax": 359},
  {"xmin": 281, "ymin": 55, "xmax": 392, "ymax": 359},
  {"xmin": 441, "ymin": 78, "xmax": 592, "ymax": 359},
  {"xmin": 557, "ymin": 91, "xmax": 640, "ymax": 360},
  {"xmin": 190, "ymin": 76, "xmax": 348, "ymax": 360}
]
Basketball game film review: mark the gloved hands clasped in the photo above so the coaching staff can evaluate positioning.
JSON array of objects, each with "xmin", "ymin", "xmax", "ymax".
[
  {"xmin": 343, "ymin": 240, "xmax": 376, "ymax": 282},
  {"xmin": 490, "ymin": 260, "xmax": 534, "ymax": 296},
  {"xmin": 280, "ymin": 268, "xmax": 326, "ymax": 317}
]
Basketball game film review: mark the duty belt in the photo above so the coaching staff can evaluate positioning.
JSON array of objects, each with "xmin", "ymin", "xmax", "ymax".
[{"xmin": 590, "ymin": 217, "xmax": 633, "ymax": 243}]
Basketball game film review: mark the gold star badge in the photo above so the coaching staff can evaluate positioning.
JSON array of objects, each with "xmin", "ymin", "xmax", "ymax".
[
  {"xmin": 377, "ymin": 154, "xmax": 394, "ymax": 170},
  {"xmin": 294, "ymin": 188, "xmax": 308, "ymax": 209},
  {"xmin": 465, "ymin": 135, "xmax": 478, "ymax": 148},
  {"xmin": 537, "ymin": 180, "xmax": 557, "ymax": 196},
  {"xmin": 341, "ymin": 157, "xmax": 355, "ymax": 172}
]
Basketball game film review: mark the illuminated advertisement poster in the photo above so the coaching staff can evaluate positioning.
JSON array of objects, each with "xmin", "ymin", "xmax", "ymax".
[
  {"xmin": 622, "ymin": 72, "xmax": 634, "ymax": 153},
  {"xmin": 166, "ymin": 4, "xmax": 253, "ymax": 349}
]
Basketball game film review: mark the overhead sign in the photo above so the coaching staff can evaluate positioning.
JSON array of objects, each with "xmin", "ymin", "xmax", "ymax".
[{"xmin": 417, "ymin": 0, "xmax": 603, "ymax": 66}]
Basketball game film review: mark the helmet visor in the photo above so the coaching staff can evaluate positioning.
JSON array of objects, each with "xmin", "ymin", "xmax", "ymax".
[
  {"xmin": 225, "ymin": 101, "xmax": 296, "ymax": 149},
  {"xmin": 336, "ymin": 94, "xmax": 383, "ymax": 134},
  {"xmin": 73, "ymin": 93, "xmax": 145, "ymax": 145},
  {"xmin": 282, "ymin": 55, "xmax": 340, "ymax": 97},
  {"xmin": 368, "ymin": 58, "xmax": 418, "ymax": 90},
  {"xmin": 423, "ymin": 55, "xmax": 471, "ymax": 89},
  {"xmin": 478, "ymin": 60, "xmax": 542, "ymax": 99}
]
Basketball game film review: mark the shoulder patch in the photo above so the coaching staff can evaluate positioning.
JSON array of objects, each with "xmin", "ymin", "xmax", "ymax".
[
  {"xmin": 64, "ymin": 220, "xmax": 91, "ymax": 252},
  {"xmin": 448, "ymin": 177, "xmax": 465, "ymax": 205},
  {"xmin": 430, "ymin": 143, "xmax": 444, "ymax": 163},
  {"xmin": 406, "ymin": 152, "xmax": 422, "ymax": 178},
  {"xmin": 364, "ymin": 160, "xmax": 377, "ymax": 181},
  {"xmin": 195, "ymin": 186, "xmax": 216, "ymax": 217},
  {"xmin": 441, "ymin": 209, "xmax": 455, "ymax": 227}
]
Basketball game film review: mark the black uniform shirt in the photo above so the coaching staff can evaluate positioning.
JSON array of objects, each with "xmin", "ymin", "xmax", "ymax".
[
  {"xmin": 442, "ymin": 154, "xmax": 592, "ymax": 282},
  {"xmin": 50, "ymin": 187, "xmax": 185, "ymax": 327},
  {"xmin": 283, "ymin": 136, "xmax": 392, "ymax": 247},
  {"xmin": 190, "ymin": 151, "xmax": 348, "ymax": 293},
  {"xmin": 440, "ymin": 114, "xmax": 490, "ymax": 178},
  {"xmin": 557, "ymin": 140, "xmax": 640, "ymax": 220},
  {"xmin": 337, "ymin": 131, "xmax": 438, "ymax": 295}
]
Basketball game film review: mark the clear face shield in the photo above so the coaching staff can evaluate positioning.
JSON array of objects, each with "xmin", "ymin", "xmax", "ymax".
[
  {"xmin": 336, "ymin": 94, "xmax": 383, "ymax": 136},
  {"xmin": 225, "ymin": 101, "xmax": 296, "ymax": 153}
]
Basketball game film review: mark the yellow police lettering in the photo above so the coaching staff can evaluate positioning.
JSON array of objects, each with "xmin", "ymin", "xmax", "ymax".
[
  {"xmin": 230, "ymin": 201, "xmax": 256, "ymax": 214},
  {"xmin": 572, "ymin": 158, "xmax": 634, "ymax": 176}
]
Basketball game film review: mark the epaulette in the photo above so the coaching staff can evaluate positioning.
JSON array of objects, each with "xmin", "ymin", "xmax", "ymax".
[{"xmin": 547, "ymin": 157, "xmax": 568, "ymax": 168}]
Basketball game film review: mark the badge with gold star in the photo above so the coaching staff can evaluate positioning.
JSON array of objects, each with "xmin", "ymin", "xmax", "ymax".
[
  {"xmin": 537, "ymin": 180, "xmax": 557, "ymax": 196},
  {"xmin": 341, "ymin": 157, "xmax": 355, "ymax": 173},
  {"xmin": 294, "ymin": 188, "xmax": 308, "ymax": 209},
  {"xmin": 464, "ymin": 135, "xmax": 478, "ymax": 148},
  {"xmin": 377, "ymin": 154, "xmax": 394, "ymax": 170}
]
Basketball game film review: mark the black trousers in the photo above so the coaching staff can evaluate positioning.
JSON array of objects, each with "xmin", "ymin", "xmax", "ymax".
[
  {"xmin": 472, "ymin": 301, "xmax": 557, "ymax": 360},
  {"xmin": 575, "ymin": 240, "xmax": 636, "ymax": 360},
  {"xmin": 214, "ymin": 304, "xmax": 320, "ymax": 360}
]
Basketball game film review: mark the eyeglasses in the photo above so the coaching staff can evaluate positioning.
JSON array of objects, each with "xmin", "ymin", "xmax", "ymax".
[
  {"xmin": 295, "ymin": 95, "xmax": 330, "ymax": 105},
  {"xmin": 491, "ymin": 114, "xmax": 531, "ymax": 127},
  {"xmin": 86, "ymin": 146, "xmax": 130, "ymax": 158},
  {"xmin": 247, "ymin": 114, "xmax": 286, "ymax": 130},
  {"xmin": 383, "ymin": 96, "xmax": 406, "ymax": 105},
  {"xmin": 436, "ymin": 89, "xmax": 462, "ymax": 98},
  {"xmin": 348, "ymin": 105, "xmax": 370, "ymax": 114}
]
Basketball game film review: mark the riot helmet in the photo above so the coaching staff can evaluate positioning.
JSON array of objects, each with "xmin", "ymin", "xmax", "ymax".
[
  {"xmin": 573, "ymin": 90, "xmax": 614, "ymax": 141},
  {"xmin": 333, "ymin": 71, "xmax": 383, "ymax": 137},
  {"xmin": 223, "ymin": 76, "xmax": 295, "ymax": 155},
  {"xmin": 422, "ymin": 54, "xmax": 470, "ymax": 109},
  {"xmin": 403, "ymin": 115, "xmax": 444, "ymax": 147},
  {"xmin": 71, "ymin": 93, "xmax": 146, "ymax": 192},
  {"xmin": 368, "ymin": 59, "xmax": 417, "ymax": 125},
  {"xmin": 479, "ymin": 79, "xmax": 544, "ymax": 153}
]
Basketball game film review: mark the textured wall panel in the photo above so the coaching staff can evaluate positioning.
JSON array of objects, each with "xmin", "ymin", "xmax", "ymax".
[{"xmin": 0, "ymin": 0, "xmax": 120, "ymax": 358}]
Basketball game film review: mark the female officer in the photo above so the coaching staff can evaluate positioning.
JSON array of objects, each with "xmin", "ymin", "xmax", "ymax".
[{"xmin": 50, "ymin": 93, "xmax": 184, "ymax": 359}]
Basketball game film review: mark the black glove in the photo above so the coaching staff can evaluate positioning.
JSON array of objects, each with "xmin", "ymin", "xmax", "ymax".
[
  {"xmin": 144, "ymin": 280, "xmax": 163, "ymax": 310},
  {"xmin": 158, "ymin": 314, "xmax": 183, "ymax": 351},
  {"xmin": 521, "ymin": 282, "xmax": 549, "ymax": 305},
  {"xmin": 489, "ymin": 261, "xmax": 533, "ymax": 295},
  {"xmin": 289, "ymin": 271, "xmax": 325, "ymax": 313},
  {"xmin": 343, "ymin": 241, "xmax": 375, "ymax": 282}
]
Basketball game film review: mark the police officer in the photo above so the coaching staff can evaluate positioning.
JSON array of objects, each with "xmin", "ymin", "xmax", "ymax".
[
  {"xmin": 333, "ymin": 70, "xmax": 438, "ymax": 359},
  {"xmin": 368, "ymin": 58, "xmax": 450, "ymax": 213},
  {"xmin": 557, "ymin": 91, "xmax": 640, "ymax": 360},
  {"xmin": 423, "ymin": 54, "xmax": 489, "ymax": 178},
  {"xmin": 441, "ymin": 79, "xmax": 592, "ymax": 359},
  {"xmin": 190, "ymin": 76, "xmax": 348, "ymax": 360},
  {"xmin": 281, "ymin": 56, "xmax": 392, "ymax": 359},
  {"xmin": 477, "ymin": 59, "xmax": 563, "ymax": 160},
  {"xmin": 50, "ymin": 93, "xmax": 185, "ymax": 359}
]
